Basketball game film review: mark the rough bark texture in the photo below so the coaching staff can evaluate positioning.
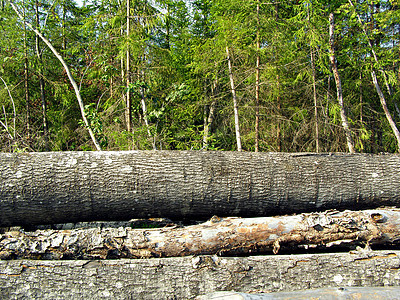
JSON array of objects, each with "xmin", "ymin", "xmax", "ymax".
[
  {"xmin": 1, "ymin": 209, "xmax": 400, "ymax": 260},
  {"xmin": 2, "ymin": 250, "xmax": 400, "ymax": 299},
  {"xmin": 1, "ymin": 151, "xmax": 400, "ymax": 226}
]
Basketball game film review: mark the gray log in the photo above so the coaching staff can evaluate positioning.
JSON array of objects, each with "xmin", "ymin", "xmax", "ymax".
[
  {"xmin": 2, "ymin": 250, "xmax": 400, "ymax": 299},
  {"xmin": 196, "ymin": 288, "xmax": 400, "ymax": 300},
  {"xmin": 1, "ymin": 151, "xmax": 400, "ymax": 226},
  {"xmin": 1, "ymin": 208, "xmax": 400, "ymax": 259}
]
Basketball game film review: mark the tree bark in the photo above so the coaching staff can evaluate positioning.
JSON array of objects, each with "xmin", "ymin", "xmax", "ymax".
[
  {"xmin": 328, "ymin": 13, "xmax": 355, "ymax": 153},
  {"xmin": 1, "ymin": 208, "xmax": 400, "ymax": 259},
  {"xmin": 1, "ymin": 250, "xmax": 400, "ymax": 299},
  {"xmin": 1, "ymin": 151, "xmax": 400, "ymax": 226}
]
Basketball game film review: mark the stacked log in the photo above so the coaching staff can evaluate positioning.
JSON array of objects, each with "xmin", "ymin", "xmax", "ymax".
[{"xmin": 1, "ymin": 151, "xmax": 400, "ymax": 299}]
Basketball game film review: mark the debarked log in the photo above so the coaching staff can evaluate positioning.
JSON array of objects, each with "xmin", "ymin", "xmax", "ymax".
[
  {"xmin": 2, "ymin": 251, "xmax": 400, "ymax": 299},
  {"xmin": 1, "ymin": 208, "xmax": 400, "ymax": 260},
  {"xmin": 1, "ymin": 151, "xmax": 400, "ymax": 226}
]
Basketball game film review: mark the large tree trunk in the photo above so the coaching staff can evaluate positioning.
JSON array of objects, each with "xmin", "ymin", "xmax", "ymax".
[
  {"xmin": 1, "ymin": 208, "xmax": 400, "ymax": 259},
  {"xmin": 1, "ymin": 151, "xmax": 400, "ymax": 226},
  {"xmin": 1, "ymin": 250, "xmax": 400, "ymax": 299}
]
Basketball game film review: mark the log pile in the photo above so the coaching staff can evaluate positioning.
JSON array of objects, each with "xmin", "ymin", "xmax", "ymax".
[{"xmin": 1, "ymin": 151, "xmax": 400, "ymax": 299}]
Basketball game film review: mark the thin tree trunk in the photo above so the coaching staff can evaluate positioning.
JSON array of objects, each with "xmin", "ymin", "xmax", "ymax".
[
  {"xmin": 348, "ymin": 0, "xmax": 392, "ymax": 96},
  {"xmin": 1, "ymin": 151, "xmax": 400, "ymax": 226},
  {"xmin": 226, "ymin": 46, "xmax": 242, "ymax": 151},
  {"xmin": 126, "ymin": 0, "xmax": 132, "ymax": 133},
  {"xmin": 22, "ymin": 0, "xmax": 30, "ymax": 137},
  {"xmin": 311, "ymin": 48, "xmax": 319, "ymax": 152},
  {"xmin": 308, "ymin": 6, "xmax": 319, "ymax": 152},
  {"xmin": 348, "ymin": 0, "xmax": 400, "ymax": 152},
  {"xmin": 203, "ymin": 81, "xmax": 217, "ymax": 150},
  {"xmin": 371, "ymin": 71, "xmax": 400, "ymax": 152},
  {"xmin": 395, "ymin": 102, "xmax": 400, "ymax": 120},
  {"xmin": 35, "ymin": 0, "xmax": 49, "ymax": 151},
  {"xmin": 255, "ymin": 0, "xmax": 260, "ymax": 152},
  {"xmin": 140, "ymin": 70, "xmax": 154, "ymax": 149},
  {"xmin": 1, "ymin": 250, "xmax": 400, "ymax": 299},
  {"xmin": 360, "ymin": 72, "xmax": 363, "ymax": 125},
  {"xmin": 328, "ymin": 13, "xmax": 355, "ymax": 153},
  {"xmin": 274, "ymin": 4, "xmax": 282, "ymax": 152},
  {"xmin": 9, "ymin": 1, "xmax": 102, "ymax": 151}
]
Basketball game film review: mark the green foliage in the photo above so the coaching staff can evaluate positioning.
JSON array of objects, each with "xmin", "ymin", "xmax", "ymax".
[
  {"xmin": 1, "ymin": 0, "xmax": 399, "ymax": 153},
  {"xmin": 79, "ymin": 103, "xmax": 108, "ymax": 149}
]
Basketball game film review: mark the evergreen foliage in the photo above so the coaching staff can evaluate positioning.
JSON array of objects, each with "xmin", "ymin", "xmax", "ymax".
[{"xmin": 1, "ymin": 0, "xmax": 399, "ymax": 152}]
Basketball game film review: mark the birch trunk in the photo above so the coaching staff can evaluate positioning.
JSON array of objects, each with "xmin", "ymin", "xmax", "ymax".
[
  {"xmin": 1, "ymin": 151, "xmax": 400, "ymax": 226},
  {"xmin": 22, "ymin": 0, "xmax": 30, "ymax": 137},
  {"xmin": 255, "ymin": 0, "xmax": 260, "ymax": 152},
  {"xmin": 226, "ymin": 46, "xmax": 242, "ymax": 151},
  {"xmin": 203, "ymin": 80, "xmax": 217, "ymax": 149},
  {"xmin": 203, "ymin": 101, "xmax": 216, "ymax": 149},
  {"xmin": 140, "ymin": 70, "xmax": 154, "ymax": 149},
  {"xmin": 126, "ymin": 0, "xmax": 132, "ymax": 133},
  {"xmin": 35, "ymin": 0, "xmax": 49, "ymax": 151},
  {"xmin": 371, "ymin": 71, "xmax": 400, "ymax": 152},
  {"xmin": 328, "ymin": 13, "xmax": 355, "ymax": 153},
  {"xmin": 348, "ymin": 0, "xmax": 400, "ymax": 152},
  {"xmin": 9, "ymin": 2, "xmax": 102, "ymax": 151},
  {"xmin": 311, "ymin": 49, "xmax": 319, "ymax": 152}
]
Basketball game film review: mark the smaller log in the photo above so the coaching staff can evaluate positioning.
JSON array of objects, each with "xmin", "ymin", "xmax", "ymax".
[
  {"xmin": 196, "ymin": 287, "xmax": 400, "ymax": 300},
  {"xmin": 1, "ymin": 208, "xmax": 400, "ymax": 260},
  {"xmin": 2, "ymin": 251, "xmax": 400, "ymax": 299}
]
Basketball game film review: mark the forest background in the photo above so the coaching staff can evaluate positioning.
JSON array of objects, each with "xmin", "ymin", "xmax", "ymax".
[{"xmin": 0, "ymin": 0, "xmax": 400, "ymax": 153}]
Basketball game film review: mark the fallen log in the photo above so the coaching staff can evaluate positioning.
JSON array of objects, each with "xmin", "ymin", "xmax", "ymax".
[
  {"xmin": 1, "ymin": 151, "xmax": 400, "ymax": 226},
  {"xmin": 1, "ymin": 250, "xmax": 400, "ymax": 299},
  {"xmin": 197, "ymin": 287, "xmax": 400, "ymax": 300},
  {"xmin": 1, "ymin": 208, "xmax": 400, "ymax": 260}
]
